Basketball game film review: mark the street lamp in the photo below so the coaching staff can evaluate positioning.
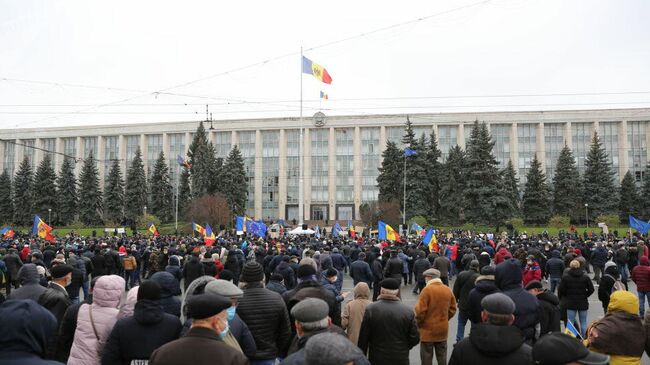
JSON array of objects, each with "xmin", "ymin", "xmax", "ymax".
[
  {"xmin": 48, "ymin": 208, "xmax": 52, "ymax": 223},
  {"xmin": 585, "ymin": 203, "xmax": 589, "ymax": 227},
  {"xmin": 144, "ymin": 206, "xmax": 147, "ymax": 216}
]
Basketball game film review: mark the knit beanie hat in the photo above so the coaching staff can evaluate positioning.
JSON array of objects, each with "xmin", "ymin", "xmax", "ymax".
[
  {"xmin": 137, "ymin": 281, "xmax": 162, "ymax": 301},
  {"xmin": 297, "ymin": 264, "xmax": 317, "ymax": 279},
  {"xmin": 240, "ymin": 261, "xmax": 264, "ymax": 283}
]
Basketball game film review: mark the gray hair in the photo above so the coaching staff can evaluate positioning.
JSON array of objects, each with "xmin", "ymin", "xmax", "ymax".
[{"xmin": 299, "ymin": 317, "xmax": 329, "ymax": 332}]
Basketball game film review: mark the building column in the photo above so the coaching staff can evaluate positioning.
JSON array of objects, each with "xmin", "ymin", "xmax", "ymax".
[
  {"xmin": 55, "ymin": 137, "xmax": 64, "ymax": 173},
  {"xmin": 34, "ymin": 138, "xmax": 43, "ymax": 167},
  {"xmin": 565, "ymin": 122, "xmax": 572, "ymax": 149},
  {"xmin": 231, "ymin": 131, "xmax": 238, "ymax": 147},
  {"xmin": 278, "ymin": 129, "xmax": 287, "ymax": 220},
  {"xmin": 184, "ymin": 132, "xmax": 192, "ymax": 154},
  {"xmin": 510, "ymin": 123, "xmax": 518, "ymax": 177},
  {"xmin": 536, "ymin": 123, "xmax": 546, "ymax": 171},
  {"xmin": 353, "ymin": 126, "xmax": 362, "ymax": 220},
  {"xmin": 328, "ymin": 128, "xmax": 336, "ymax": 221},
  {"xmin": 75, "ymin": 137, "xmax": 83, "ymax": 178},
  {"xmin": 303, "ymin": 128, "xmax": 312, "ymax": 221},
  {"xmin": 162, "ymin": 132, "xmax": 170, "ymax": 161},
  {"xmin": 619, "ymin": 120, "xmax": 629, "ymax": 181},
  {"xmin": 432, "ymin": 124, "xmax": 439, "ymax": 145},
  {"xmin": 97, "ymin": 136, "xmax": 105, "ymax": 189},
  {"xmin": 592, "ymin": 121, "xmax": 600, "ymax": 139},
  {"xmin": 14, "ymin": 139, "xmax": 24, "ymax": 169},
  {"xmin": 254, "ymin": 130, "xmax": 263, "ymax": 219},
  {"xmin": 118, "ymin": 135, "xmax": 126, "ymax": 175},
  {"xmin": 140, "ymin": 134, "xmax": 148, "ymax": 176},
  {"xmin": 379, "ymin": 126, "xmax": 387, "ymax": 165},
  {"xmin": 458, "ymin": 123, "xmax": 466, "ymax": 150}
]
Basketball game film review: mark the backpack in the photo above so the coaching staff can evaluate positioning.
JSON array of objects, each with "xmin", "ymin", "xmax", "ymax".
[{"xmin": 605, "ymin": 274, "xmax": 625, "ymax": 293}]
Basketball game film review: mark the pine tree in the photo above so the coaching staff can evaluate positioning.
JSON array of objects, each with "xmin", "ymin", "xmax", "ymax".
[
  {"xmin": 178, "ymin": 167, "xmax": 192, "ymax": 216},
  {"xmin": 56, "ymin": 158, "xmax": 77, "ymax": 225},
  {"xmin": 377, "ymin": 141, "xmax": 403, "ymax": 204},
  {"xmin": 502, "ymin": 160, "xmax": 520, "ymax": 216},
  {"xmin": 583, "ymin": 132, "xmax": 618, "ymax": 219},
  {"xmin": 404, "ymin": 134, "xmax": 433, "ymax": 219},
  {"xmin": 188, "ymin": 122, "xmax": 218, "ymax": 197},
  {"xmin": 78, "ymin": 153, "xmax": 103, "ymax": 225},
  {"xmin": 149, "ymin": 151, "xmax": 174, "ymax": 222},
  {"xmin": 463, "ymin": 121, "xmax": 512, "ymax": 226},
  {"xmin": 13, "ymin": 156, "xmax": 33, "ymax": 226},
  {"xmin": 619, "ymin": 171, "xmax": 640, "ymax": 222},
  {"xmin": 642, "ymin": 166, "xmax": 650, "ymax": 220},
  {"xmin": 103, "ymin": 159, "xmax": 125, "ymax": 223},
  {"xmin": 33, "ymin": 155, "xmax": 57, "ymax": 221},
  {"xmin": 0, "ymin": 170, "xmax": 13, "ymax": 224},
  {"xmin": 552, "ymin": 145, "xmax": 583, "ymax": 221},
  {"xmin": 426, "ymin": 130, "xmax": 442, "ymax": 220},
  {"xmin": 439, "ymin": 145, "xmax": 466, "ymax": 224},
  {"xmin": 211, "ymin": 157, "xmax": 224, "ymax": 194},
  {"xmin": 220, "ymin": 146, "xmax": 248, "ymax": 216},
  {"xmin": 522, "ymin": 155, "xmax": 552, "ymax": 224},
  {"xmin": 402, "ymin": 116, "xmax": 416, "ymax": 147},
  {"xmin": 124, "ymin": 146, "xmax": 148, "ymax": 222}
]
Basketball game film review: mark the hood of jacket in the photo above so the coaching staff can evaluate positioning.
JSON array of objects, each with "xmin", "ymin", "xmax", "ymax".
[
  {"xmin": 119, "ymin": 286, "xmax": 139, "ymax": 319},
  {"xmin": 474, "ymin": 277, "xmax": 497, "ymax": 293},
  {"xmin": 169, "ymin": 256, "xmax": 180, "ymax": 266},
  {"xmin": 151, "ymin": 271, "xmax": 182, "ymax": 298},
  {"xmin": 537, "ymin": 290, "xmax": 560, "ymax": 306},
  {"xmin": 353, "ymin": 282, "xmax": 370, "ymax": 300},
  {"xmin": 180, "ymin": 275, "xmax": 216, "ymax": 323},
  {"xmin": 93, "ymin": 274, "xmax": 125, "ymax": 308},
  {"xmin": 608, "ymin": 290, "xmax": 639, "ymax": 314},
  {"xmin": 568, "ymin": 268, "xmax": 585, "ymax": 277},
  {"xmin": 0, "ymin": 299, "xmax": 58, "ymax": 356},
  {"xmin": 134, "ymin": 299, "xmax": 165, "ymax": 324},
  {"xmin": 469, "ymin": 323, "xmax": 526, "ymax": 356},
  {"xmin": 17, "ymin": 264, "xmax": 40, "ymax": 285},
  {"xmin": 640, "ymin": 256, "xmax": 649, "ymax": 266},
  {"xmin": 495, "ymin": 259, "xmax": 523, "ymax": 291},
  {"xmin": 551, "ymin": 250, "xmax": 561, "ymax": 258}
]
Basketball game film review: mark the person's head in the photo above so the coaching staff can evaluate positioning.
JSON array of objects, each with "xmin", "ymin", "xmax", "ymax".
[
  {"xmin": 270, "ymin": 273, "xmax": 284, "ymax": 284},
  {"xmin": 325, "ymin": 268, "xmax": 338, "ymax": 283},
  {"xmin": 532, "ymin": 332, "xmax": 610, "ymax": 365},
  {"xmin": 50, "ymin": 264, "xmax": 74, "ymax": 286},
  {"xmin": 239, "ymin": 261, "xmax": 264, "ymax": 286},
  {"xmin": 305, "ymin": 333, "xmax": 366, "ymax": 365},
  {"xmin": 137, "ymin": 280, "xmax": 162, "ymax": 301},
  {"xmin": 188, "ymin": 294, "xmax": 232, "ymax": 336},
  {"xmin": 422, "ymin": 268, "xmax": 440, "ymax": 283},
  {"xmin": 569, "ymin": 260, "xmax": 580, "ymax": 269},
  {"xmin": 205, "ymin": 279, "xmax": 244, "ymax": 322},
  {"xmin": 526, "ymin": 255, "xmax": 535, "ymax": 265},
  {"xmin": 525, "ymin": 280, "xmax": 543, "ymax": 296},
  {"xmin": 469, "ymin": 260, "xmax": 480, "ymax": 272},
  {"xmin": 291, "ymin": 298, "xmax": 331, "ymax": 338},
  {"xmin": 0, "ymin": 299, "xmax": 59, "ymax": 357},
  {"xmin": 297, "ymin": 264, "xmax": 317, "ymax": 282},
  {"xmin": 357, "ymin": 252, "xmax": 366, "ymax": 261},
  {"xmin": 379, "ymin": 278, "xmax": 400, "ymax": 297},
  {"xmin": 480, "ymin": 293, "xmax": 516, "ymax": 326}
]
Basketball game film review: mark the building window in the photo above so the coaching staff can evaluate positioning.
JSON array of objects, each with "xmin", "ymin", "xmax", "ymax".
[
  {"xmin": 239, "ymin": 131, "xmax": 256, "ymax": 216},
  {"xmin": 599, "ymin": 122, "xmax": 619, "ymax": 181},
  {"xmin": 3, "ymin": 140, "xmax": 15, "ymax": 175},
  {"xmin": 42, "ymin": 138, "xmax": 56, "ymax": 165},
  {"xmin": 168, "ymin": 133, "xmax": 185, "ymax": 184},
  {"xmin": 262, "ymin": 130, "xmax": 279, "ymax": 220},
  {"xmin": 337, "ymin": 205, "xmax": 354, "ymax": 221},
  {"xmin": 215, "ymin": 132, "xmax": 231, "ymax": 159},
  {"xmin": 412, "ymin": 126, "xmax": 431, "ymax": 144},
  {"xmin": 517, "ymin": 124, "xmax": 536, "ymax": 185},
  {"xmin": 544, "ymin": 124, "xmax": 564, "ymax": 182},
  {"xmin": 336, "ymin": 129, "xmax": 354, "ymax": 203},
  {"xmin": 125, "ymin": 135, "xmax": 140, "ymax": 170},
  {"xmin": 311, "ymin": 205, "xmax": 327, "ymax": 221},
  {"xmin": 628, "ymin": 121, "xmax": 648, "ymax": 184},
  {"xmin": 386, "ymin": 127, "xmax": 404, "ymax": 148},
  {"xmin": 438, "ymin": 126, "xmax": 458, "ymax": 162},
  {"xmin": 311, "ymin": 129, "xmax": 329, "ymax": 203},
  {"xmin": 103, "ymin": 136, "xmax": 119, "ymax": 180},
  {"xmin": 361, "ymin": 128, "xmax": 380, "ymax": 202},
  {"xmin": 492, "ymin": 124, "xmax": 511, "ymax": 168},
  {"xmin": 23, "ymin": 139, "xmax": 35, "ymax": 170},
  {"xmin": 63, "ymin": 137, "xmax": 77, "ymax": 171},
  {"xmin": 83, "ymin": 137, "xmax": 97, "ymax": 159},
  {"xmin": 572, "ymin": 123, "xmax": 591, "ymax": 175},
  {"xmin": 286, "ymin": 130, "xmax": 300, "ymax": 204},
  {"xmin": 146, "ymin": 134, "xmax": 163, "ymax": 177}
]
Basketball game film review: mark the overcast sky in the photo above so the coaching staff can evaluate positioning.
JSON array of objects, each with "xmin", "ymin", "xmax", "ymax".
[{"xmin": 1, "ymin": 0, "xmax": 649, "ymax": 130}]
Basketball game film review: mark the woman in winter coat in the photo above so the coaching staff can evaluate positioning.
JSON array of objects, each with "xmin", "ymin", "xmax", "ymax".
[
  {"xmin": 631, "ymin": 256, "xmax": 650, "ymax": 317},
  {"xmin": 68, "ymin": 275, "xmax": 125, "ymax": 365},
  {"xmin": 557, "ymin": 260, "xmax": 594, "ymax": 338},
  {"xmin": 522, "ymin": 255, "xmax": 542, "ymax": 287},
  {"xmin": 598, "ymin": 261, "xmax": 622, "ymax": 312},
  {"xmin": 164, "ymin": 256, "xmax": 182, "ymax": 282},
  {"xmin": 342, "ymin": 282, "xmax": 372, "ymax": 345}
]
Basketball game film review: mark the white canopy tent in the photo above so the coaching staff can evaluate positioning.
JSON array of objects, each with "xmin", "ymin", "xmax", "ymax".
[{"xmin": 288, "ymin": 227, "xmax": 315, "ymax": 235}]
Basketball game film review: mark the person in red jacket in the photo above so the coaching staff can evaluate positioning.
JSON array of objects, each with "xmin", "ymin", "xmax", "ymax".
[
  {"xmin": 494, "ymin": 245, "xmax": 512, "ymax": 265},
  {"xmin": 631, "ymin": 255, "xmax": 650, "ymax": 316},
  {"xmin": 523, "ymin": 255, "xmax": 542, "ymax": 287}
]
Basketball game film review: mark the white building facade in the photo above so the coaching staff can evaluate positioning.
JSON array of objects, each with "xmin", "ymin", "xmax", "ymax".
[{"xmin": 2, "ymin": 107, "xmax": 650, "ymax": 222}]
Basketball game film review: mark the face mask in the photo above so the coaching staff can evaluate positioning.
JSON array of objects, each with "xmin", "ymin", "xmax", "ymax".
[
  {"xmin": 219, "ymin": 322, "xmax": 230, "ymax": 339},
  {"xmin": 227, "ymin": 306, "xmax": 236, "ymax": 321}
]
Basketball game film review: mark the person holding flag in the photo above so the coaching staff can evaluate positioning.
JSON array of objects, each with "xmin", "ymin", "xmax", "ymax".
[
  {"xmin": 378, "ymin": 221, "xmax": 400, "ymax": 242},
  {"xmin": 423, "ymin": 228, "xmax": 438, "ymax": 254},
  {"xmin": 148, "ymin": 222, "xmax": 160, "ymax": 237},
  {"xmin": 32, "ymin": 215, "xmax": 54, "ymax": 241}
]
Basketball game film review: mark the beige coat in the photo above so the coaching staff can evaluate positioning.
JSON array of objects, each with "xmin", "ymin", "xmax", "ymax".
[{"xmin": 342, "ymin": 282, "xmax": 372, "ymax": 345}]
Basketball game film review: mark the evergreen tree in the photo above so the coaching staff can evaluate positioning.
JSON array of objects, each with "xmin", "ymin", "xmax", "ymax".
[
  {"xmin": 178, "ymin": 167, "xmax": 192, "ymax": 216},
  {"xmin": 103, "ymin": 159, "xmax": 125, "ymax": 223},
  {"xmin": 583, "ymin": 132, "xmax": 618, "ymax": 219},
  {"xmin": 220, "ymin": 146, "xmax": 248, "ymax": 216},
  {"xmin": 552, "ymin": 145, "xmax": 583, "ymax": 221},
  {"xmin": 149, "ymin": 151, "xmax": 174, "ymax": 223},
  {"xmin": 211, "ymin": 157, "xmax": 224, "ymax": 194},
  {"xmin": 13, "ymin": 157, "xmax": 33, "ymax": 226},
  {"xmin": 522, "ymin": 155, "xmax": 552, "ymax": 224},
  {"xmin": 377, "ymin": 141, "xmax": 403, "ymax": 204},
  {"xmin": 439, "ymin": 146, "xmax": 466, "ymax": 224},
  {"xmin": 56, "ymin": 158, "xmax": 77, "ymax": 225},
  {"xmin": 403, "ymin": 134, "xmax": 433, "ymax": 219},
  {"xmin": 33, "ymin": 155, "xmax": 57, "ymax": 221},
  {"xmin": 78, "ymin": 153, "xmax": 102, "ymax": 225},
  {"xmin": 188, "ymin": 122, "xmax": 218, "ymax": 197},
  {"xmin": 463, "ymin": 121, "xmax": 512, "ymax": 225},
  {"xmin": 0, "ymin": 170, "xmax": 13, "ymax": 224},
  {"xmin": 124, "ymin": 146, "xmax": 148, "ymax": 222},
  {"xmin": 426, "ymin": 130, "xmax": 442, "ymax": 220},
  {"xmin": 502, "ymin": 160, "xmax": 520, "ymax": 216},
  {"xmin": 642, "ymin": 166, "xmax": 650, "ymax": 220},
  {"xmin": 619, "ymin": 170, "xmax": 640, "ymax": 222},
  {"xmin": 402, "ymin": 116, "xmax": 416, "ymax": 147}
]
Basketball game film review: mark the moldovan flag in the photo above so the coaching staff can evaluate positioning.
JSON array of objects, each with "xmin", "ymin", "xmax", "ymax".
[
  {"xmin": 204, "ymin": 224, "xmax": 216, "ymax": 246},
  {"xmin": 423, "ymin": 228, "xmax": 438, "ymax": 253},
  {"xmin": 564, "ymin": 320, "xmax": 582, "ymax": 339},
  {"xmin": 193, "ymin": 222, "xmax": 206, "ymax": 236},
  {"xmin": 148, "ymin": 223, "xmax": 160, "ymax": 237},
  {"xmin": 1, "ymin": 227, "xmax": 15, "ymax": 238},
  {"xmin": 378, "ymin": 220, "xmax": 400, "ymax": 242},
  {"xmin": 32, "ymin": 215, "xmax": 54, "ymax": 241},
  {"xmin": 302, "ymin": 56, "xmax": 333, "ymax": 84}
]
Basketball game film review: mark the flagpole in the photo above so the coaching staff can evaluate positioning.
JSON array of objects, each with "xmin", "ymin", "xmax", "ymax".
[
  {"xmin": 175, "ymin": 163, "xmax": 179, "ymax": 232},
  {"xmin": 298, "ymin": 46, "xmax": 304, "ymax": 225},
  {"xmin": 403, "ymin": 152, "xmax": 406, "ymax": 226}
]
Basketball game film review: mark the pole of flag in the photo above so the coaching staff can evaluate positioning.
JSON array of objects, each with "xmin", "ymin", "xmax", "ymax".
[
  {"xmin": 298, "ymin": 46, "xmax": 304, "ymax": 225},
  {"xmin": 175, "ymin": 163, "xmax": 179, "ymax": 232},
  {"xmin": 403, "ymin": 152, "xmax": 406, "ymax": 226}
]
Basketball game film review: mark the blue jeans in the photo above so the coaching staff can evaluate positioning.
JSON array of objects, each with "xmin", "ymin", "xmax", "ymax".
[
  {"xmin": 70, "ymin": 297, "xmax": 80, "ymax": 305},
  {"xmin": 550, "ymin": 277, "xmax": 561, "ymax": 294},
  {"xmin": 124, "ymin": 270, "xmax": 138, "ymax": 289},
  {"xmin": 250, "ymin": 360, "xmax": 275, "ymax": 365},
  {"xmin": 619, "ymin": 264, "xmax": 629, "ymax": 282},
  {"xmin": 638, "ymin": 291, "xmax": 650, "ymax": 317},
  {"xmin": 566, "ymin": 309, "xmax": 588, "ymax": 338},
  {"xmin": 456, "ymin": 311, "xmax": 469, "ymax": 342},
  {"xmin": 81, "ymin": 280, "xmax": 90, "ymax": 298}
]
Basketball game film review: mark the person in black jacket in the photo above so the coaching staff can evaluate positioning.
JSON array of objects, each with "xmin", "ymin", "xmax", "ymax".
[
  {"xmin": 182, "ymin": 254, "xmax": 205, "ymax": 291},
  {"xmin": 383, "ymin": 250, "xmax": 403, "ymax": 284},
  {"xmin": 358, "ymin": 278, "xmax": 419, "ymax": 365},
  {"xmin": 349, "ymin": 252, "xmax": 373, "ymax": 287},
  {"xmin": 224, "ymin": 248, "xmax": 245, "ymax": 286},
  {"xmin": 201, "ymin": 254, "xmax": 217, "ymax": 277},
  {"xmin": 164, "ymin": 256, "xmax": 182, "ymax": 282},
  {"xmin": 545, "ymin": 250, "xmax": 565, "ymax": 294},
  {"xmin": 495, "ymin": 258, "xmax": 540, "ymax": 343},
  {"xmin": 598, "ymin": 261, "xmax": 620, "ymax": 312},
  {"xmin": 591, "ymin": 242, "xmax": 608, "ymax": 283},
  {"xmin": 453, "ymin": 260, "xmax": 480, "ymax": 342},
  {"xmin": 525, "ymin": 280, "xmax": 561, "ymax": 336},
  {"xmin": 282, "ymin": 264, "xmax": 337, "ymax": 329},
  {"xmin": 3, "ymin": 248, "xmax": 23, "ymax": 294},
  {"xmin": 557, "ymin": 260, "xmax": 594, "ymax": 338},
  {"xmin": 150, "ymin": 271, "xmax": 182, "ymax": 317},
  {"xmin": 102, "ymin": 281, "xmax": 182, "ymax": 365},
  {"xmin": 237, "ymin": 261, "xmax": 292, "ymax": 363},
  {"xmin": 368, "ymin": 252, "xmax": 384, "ymax": 301},
  {"xmin": 266, "ymin": 273, "xmax": 287, "ymax": 295},
  {"xmin": 467, "ymin": 265, "xmax": 499, "ymax": 324},
  {"xmin": 7, "ymin": 264, "xmax": 47, "ymax": 301},
  {"xmin": 56, "ymin": 277, "xmax": 100, "ymax": 363},
  {"xmin": 412, "ymin": 251, "xmax": 431, "ymax": 295},
  {"xmin": 90, "ymin": 249, "xmax": 107, "ymax": 277}
]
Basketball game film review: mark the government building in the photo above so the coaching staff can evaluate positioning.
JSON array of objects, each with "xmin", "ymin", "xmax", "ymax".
[{"xmin": 1, "ymin": 107, "xmax": 649, "ymax": 222}]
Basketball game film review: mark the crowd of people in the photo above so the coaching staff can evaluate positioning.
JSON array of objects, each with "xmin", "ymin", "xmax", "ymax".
[{"xmin": 1, "ymin": 228, "xmax": 650, "ymax": 364}]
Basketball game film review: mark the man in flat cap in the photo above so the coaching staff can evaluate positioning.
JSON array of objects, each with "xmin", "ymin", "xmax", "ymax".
[
  {"xmin": 305, "ymin": 332, "xmax": 369, "ymax": 365},
  {"xmin": 449, "ymin": 292, "xmax": 532, "ymax": 365},
  {"xmin": 39, "ymin": 264, "xmax": 73, "ymax": 325},
  {"xmin": 281, "ymin": 298, "xmax": 347, "ymax": 365},
  {"xmin": 358, "ymin": 278, "xmax": 419, "ymax": 365},
  {"xmin": 149, "ymin": 293, "xmax": 249, "ymax": 365},
  {"xmin": 414, "ymin": 269, "xmax": 456, "ymax": 365}
]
